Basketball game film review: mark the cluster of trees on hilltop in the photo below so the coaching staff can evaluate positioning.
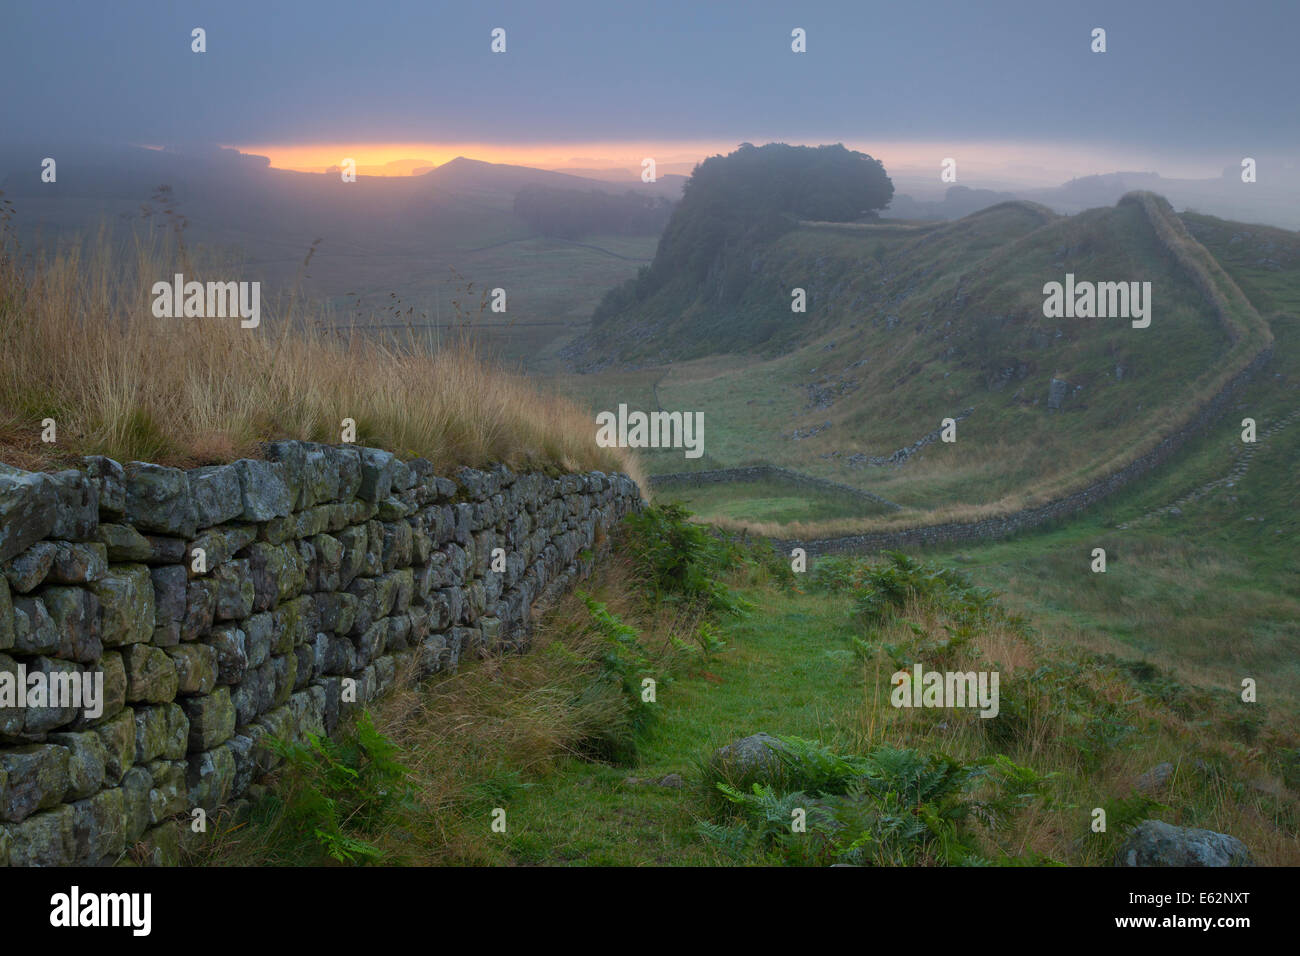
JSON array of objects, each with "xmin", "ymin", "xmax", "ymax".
[
  {"xmin": 592, "ymin": 143, "xmax": 894, "ymax": 333},
  {"xmin": 513, "ymin": 185, "xmax": 675, "ymax": 239}
]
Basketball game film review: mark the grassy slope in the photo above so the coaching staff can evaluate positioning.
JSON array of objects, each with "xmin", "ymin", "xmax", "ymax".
[
  {"xmin": 936, "ymin": 223, "xmax": 1300, "ymax": 705},
  {"xmin": 248, "ymin": 551, "xmax": 1294, "ymax": 867},
  {"xmin": 656, "ymin": 475, "xmax": 892, "ymax": 525},
  {"xmin": 193, "ymin": 211, "xmax": 1299, "ymax": 870},
  {"xmin": 573, "ymin": 198, "xmax": 1281, "ymax": 540},
  {"xmin": 7, "ymin": 175, "xmax": 659, "ymax": 375},
  {"xmin": 0, "ymin": 227, "xmax": 641, "ymax": 482}
]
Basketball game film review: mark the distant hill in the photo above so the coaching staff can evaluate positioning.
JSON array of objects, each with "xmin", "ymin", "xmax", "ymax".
[
  {"xmin": 885, "ymin": 170, "xmax": 1300, "ymax": 230},
  {"xmin": 567, "ymin": 190, "xmax": 1283, "ymax": 544},
  {"xmin": 0, "ymin": 144, "xmax": 678, "ymax": 369},
  {"xmin": 421, "ymin": 156, "xmax": 683, "ymax": 201}
]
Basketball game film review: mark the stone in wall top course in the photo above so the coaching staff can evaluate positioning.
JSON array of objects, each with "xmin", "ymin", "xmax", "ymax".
[
  {"xmin": 357, "ymin": 448, "xmax": 395, "ymax": 503},
  {"xmin": 233, "ymin": 459, "xmax": 293, "ymax": 522},
  {"xmin": 0, "ymin": 466, "xmax": 60, "ymax": 564},
  {"xmin": 124, "ymin": 462, "xmax": 197, "ymax": 539},
  {"xmin": 188, "ymin": 464, "xmax": 244, "ymax": 529},
  {"xmin": 453, "ymin": 466, "xmax": 492, "ymax": 501},
  {"xmin": 81, "ymin": 456, "xmax": 126, "ymax": 520}
]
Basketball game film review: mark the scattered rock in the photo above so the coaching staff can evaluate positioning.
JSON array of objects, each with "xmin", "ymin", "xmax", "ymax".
[
  {"xmin": 1135, "ymin": 762, "xmax": 1175, "ymax": 793},
  {"xmin": 1115, "ymin": 820, "xmax": 1253, "ymax": 867},
  {"xmin": 1048, "ymin": 377, "xmax": 1071, "ymax": 410},
  {"xmin": 711, "ymin": 733, "xmax": 791, "ymax": 787}
]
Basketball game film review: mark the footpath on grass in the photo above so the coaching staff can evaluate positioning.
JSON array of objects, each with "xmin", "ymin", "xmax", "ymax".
[{"xmin": 470, "ymin": 586, "xmax": 860, "ymax": 866}]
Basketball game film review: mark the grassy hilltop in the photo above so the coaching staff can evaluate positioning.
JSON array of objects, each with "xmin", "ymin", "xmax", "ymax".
[{"xmin": 570, "ymin": 193, "xmax": 1278, "ymax": 544}]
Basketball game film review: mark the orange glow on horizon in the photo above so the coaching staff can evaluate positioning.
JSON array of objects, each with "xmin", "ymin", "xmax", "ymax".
[
  {"xmin": 228, "ymin": 140, "xmax": 736, "ymax": 175},
  {"xmin": 224, "ymin": 140, "xmax": 1221, "ymax": 184}
]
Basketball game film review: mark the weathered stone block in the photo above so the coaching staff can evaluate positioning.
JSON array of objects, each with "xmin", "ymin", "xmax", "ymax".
[
  {"xmin": 313, "ymin": 591, "xmax": 357, "ymax": 635},
  {"xmin": 150, "ymin": 564, "xmax": 188, "ymax": 627},
  {"xmin": 358, "ymin": 448, "xmax": 395, "ymax": 503},
  {"xmin": 8, "ymin": 656, "xmax": 83, "ymax": 735},
  {"xmin": 95, "ymin": 522, "xmax": 153, "ymax": 562},
  {"xmin": 146, "ymin": 758, "xmax": 188, "ymax": 824},
  {"xmin": 353, "ymin": 619, "xmax": 388, "ymax": 667},
  {"xmin": 3, "ymin": 540, "xmax": 56, "ymax": 593},
  {"xmin": 48, "ymin": 469, "xmax": 99, "ymax": 541},
  {"xmin": 121, "ymin": 765, "xmax": 152, "ymax": 843},
  {"xmin": 167, "ymin": 643, "xmax": 218, "ymax": 696},
  {"xmin": 0, "ymin": 743, "xmax": 70, "ymax": 822},
  {"xmin": 0, "ymin": 467, "xmax": 58, "ymax": 564},
  {"xmin": 205, "ymin": 625, "xmax": 248, "ymax": 685},
  {"xmin": 271, "ymin": 595, "xmax": 317, "ymax": 654},
  {"xmin": 212, "ymin": 558, "xmax": 254, "ymax": 621},
  {"xmin": 269, "ymin": 653, "xmax": 297, "ymax": 707},
  {"xmin": 133, "ymin": 702, "xmax": 189, "ymax": 763},
  {"xmin": 231, "ymin": 664, "xmax": 274, "ymax": 726},
  {"xmin": 337, "ymin": 524, "xmax": 367, "ymax": 590},
  {"xmin": 122, "ymin": 643, "xmax": 178, "ymax": 703},
  {"xmin": 313, "ymin": 631, "xmax": 356, "ymax": 676},
  {"xmin": 182, "ymin": 577, "xmax": 218, "ymax": 640},
  {"xmin": 247, "ymin": 541, "xmax": 305, "ymax": 611},
  {"xmin": 3, "ymin": 803, "xmax": 75, "ymax": 865},
  {"xmin": 186, "ymin": 744, "xmax": 236, "ymax": 810},
  {"xmin": 124, "ymin": 462, "xmax": 197, "ymax": 538},
  {"xmin": 381, "ymin": 520, "xmax": 413, "ymax": 570},
  {"xmin": 92, "ymin": 707, "xmax": 135, "ymax": 784},
  {"xmin": 92, "ymin": 564, "xmax": 156, "ymax": 647},
  {"xmin": 49, "ymin": 541, "xmax": 109, "ymax": 586},
  {"xmin": 300, "ymin": 444, "xmax": 339, "ymax": 508},
  {"xmin": 188, "ymin": 463, "xmax": 244, "ymax": 529},
  {"xmin": 48, "ymin": 730, "xmax": 108, "ymax": 801},
  {"xmin": 293, "ymin": 644, "xmax": 314, "ymax": 689},
  {"xmin": 82, "ymin": 456, "xmax": 126, "ymax": 518},
  {"xmin": 12, "ymin": 594, "xmax": 59, "ymax": 654},
  {"xmin": 234, "ymin": 459, "xmax": 292, "ymax": 522},
  {"xmin": 39, "ymin": 586, "xmax": 102, "ymax": 664},
  {"xmin": 182, "ymin": 686, "xmax": 235, "ymax": 751},
  {"xmin": 242, "ymin": 611, "xmax": 273, "ymax": 669}
]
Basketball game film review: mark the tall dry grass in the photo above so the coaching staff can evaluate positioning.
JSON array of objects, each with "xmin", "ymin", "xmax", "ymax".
[{"xmin": 0, "ymin": 214, "xmax": 643, "ymax": 487}]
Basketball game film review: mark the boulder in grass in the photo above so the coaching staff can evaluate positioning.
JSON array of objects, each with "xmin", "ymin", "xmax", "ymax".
[
  {"xmin": 1116, "ymin": 820, "xmax": 1253, "ymax": 867},
  {"xmin": 710, "ymin": 733, "xmax": 793, "ymax": 788}
]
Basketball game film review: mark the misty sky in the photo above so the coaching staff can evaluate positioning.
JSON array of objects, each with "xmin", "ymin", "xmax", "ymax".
[{"xmin": 3, "ymin": 0, "xmax": 1297, "ymax": 177}]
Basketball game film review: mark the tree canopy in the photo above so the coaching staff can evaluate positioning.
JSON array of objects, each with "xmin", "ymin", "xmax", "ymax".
[{"xmin": 593, "ymin": 143, "xmax": 893, "ymax": 326}]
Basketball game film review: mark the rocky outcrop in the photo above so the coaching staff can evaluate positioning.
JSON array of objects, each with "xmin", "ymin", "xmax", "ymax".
[
  {"xmin": 1115, "ymin": 820, "xmax": 1253, "ymax": 867},
  {"xmin": 0, "ymin": 442, "xmax": 641, "ymax": 865}
]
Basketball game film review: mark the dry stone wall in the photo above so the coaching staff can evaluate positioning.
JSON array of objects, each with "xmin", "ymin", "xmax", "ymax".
[
  {"xmin": 649, "ymin": 465, "xmax": 901, "ymax": 511},
  {"xmin": 777, "ymin": 345, "xmax": 1273, "ymax": 556},
  {"xmin": 0, "ymin": 443, "xmax": 641, "ymax": 865}
]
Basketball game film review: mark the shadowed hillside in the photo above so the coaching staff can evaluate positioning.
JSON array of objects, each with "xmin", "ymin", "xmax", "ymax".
[{"xmin": 569, "ymin": 190, "xmax": 1279, "ymax": 543}]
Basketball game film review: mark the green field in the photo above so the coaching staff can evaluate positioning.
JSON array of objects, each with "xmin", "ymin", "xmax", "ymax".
[{"xmin": 654, "ymin": 476, "xmax": 893, "ymax": 525}]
